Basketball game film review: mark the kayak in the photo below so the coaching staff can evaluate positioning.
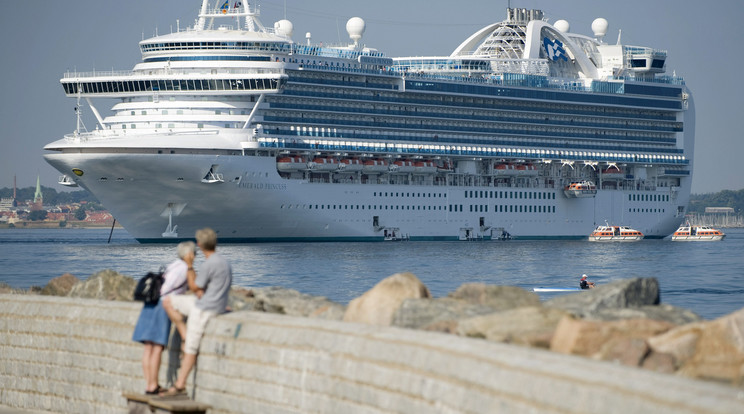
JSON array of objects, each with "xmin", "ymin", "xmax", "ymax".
[{"xmin": 532, "ymin": 288, "xmax": 581, "ymax": 292}]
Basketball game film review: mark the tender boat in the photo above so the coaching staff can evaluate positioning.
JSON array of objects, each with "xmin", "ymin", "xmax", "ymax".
[
  {"xmin": 563, "ymin": 181, "xmax": 597, "ymax": 198},
  {"xmin": 671, "ymin": 223, "xmax": 725, "ymax": 241},
  {"xmin": 588, "ymin": 224, "xmax": 643, "ymax": 242}
]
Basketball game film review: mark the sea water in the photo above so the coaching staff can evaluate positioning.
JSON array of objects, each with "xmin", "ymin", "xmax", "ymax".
[{"xmin": 1, "ymin": 228, "xmax": 742, "ymax": 320}]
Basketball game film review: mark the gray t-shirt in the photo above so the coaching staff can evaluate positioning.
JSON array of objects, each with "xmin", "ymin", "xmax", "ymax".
[{"xmin": 195, "ymin": 252, "xmax": 232, "ymax": 313}]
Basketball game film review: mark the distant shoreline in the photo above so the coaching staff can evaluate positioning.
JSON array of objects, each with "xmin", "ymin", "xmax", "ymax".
[{"xmin": 1, "ymin": 221, "xmax": 123, "ymax": 230}]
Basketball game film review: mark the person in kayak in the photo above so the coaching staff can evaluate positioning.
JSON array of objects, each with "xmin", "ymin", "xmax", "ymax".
[{"xmin": 580, "ymin": 274, "xmax": 595, "ymax": 289}]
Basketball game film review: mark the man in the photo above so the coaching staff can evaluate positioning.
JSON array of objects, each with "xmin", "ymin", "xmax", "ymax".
[
  {"xmin": 579, "ymin": 274, "xmax": 595, "ymax": 289},
  {"xmin": 161, "ymin": 228, "xmax": 232, "ymax": 396}
]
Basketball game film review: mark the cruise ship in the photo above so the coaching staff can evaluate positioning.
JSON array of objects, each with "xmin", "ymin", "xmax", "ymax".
[{"xmin": 44, "ymin": 1, "xmax": 693, "ymax": 242}]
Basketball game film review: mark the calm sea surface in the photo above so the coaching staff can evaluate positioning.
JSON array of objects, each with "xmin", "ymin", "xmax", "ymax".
[{"xmin": 1, "ymin": 228, "xmax": 742, "ymax": 320}]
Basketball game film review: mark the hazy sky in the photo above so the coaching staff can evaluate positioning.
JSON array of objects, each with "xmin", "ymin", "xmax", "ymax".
[{"xmin": 1, "ymin": 0, "xmax": 742, "ymax": 193}]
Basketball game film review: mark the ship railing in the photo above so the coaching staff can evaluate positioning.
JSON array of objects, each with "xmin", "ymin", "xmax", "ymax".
[
  {"xmin": 62, "ymin": 128, "xmax": 220, "ymax": 142},
  {"xmin": 256, "ymin": 137, "xmax": 691, "ymax": 166},
  {"xmin": 62, "ymin": 67, "xmax": 284, "ymax": 79}
]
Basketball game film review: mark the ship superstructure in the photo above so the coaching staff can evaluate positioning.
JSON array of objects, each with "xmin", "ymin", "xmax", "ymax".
[{"xmin": 44, "ymin": 1, "xmax": 693, "ymax": 242}]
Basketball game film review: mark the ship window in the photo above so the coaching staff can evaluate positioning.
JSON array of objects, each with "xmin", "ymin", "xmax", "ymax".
[
  {"xmin": 141, "ymin": 111, "xmax": 147, "ymax": 115},
  {"xmin": 131, "ymin": 124, "xmax": 136, "ymax": 129},
  {"xmin": 198, "ymin": 123, "xmax": 203, "ymax": 129},
  {"xmin": 169, "ymin": 124, "xmax": 175, "ymax": 129},
  {"xmin": 130, "ymin": 111, "xmax": 135, "ymax": 116}
]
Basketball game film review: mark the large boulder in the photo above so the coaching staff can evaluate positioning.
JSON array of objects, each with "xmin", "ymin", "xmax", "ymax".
[
  {"xmin": 68, "ymin": 269, "xmax": 135, "ymax": 301},
  {"xmin": 391, "ymin": 297, "xmax": 496, "ymax": 332},
  {"xmin": 588, "ymin": 304, "xmax": 703, "ymax": 325},
  {"xmin": 40, "ymin": 273, "xmax": 80, "ymax": 296},
  {"xmin": 343, "ymin": 272, "xmax": 430, "ymax": 326},
  {"xmin": 254, "ymin": 286, "xmax": 345, "ymax": 320},
  {"xmin": 457, "ymin": 306, "xmax": 570, "ymax": 348},
  {"xmin": 447, "ymin": 283, "xmax": 540, "ymax": 311},
  {"xmin": 648, "ymin": 308, "xmax": 744, "ymax": 385},
  {"xmin": 550, "ymin": 315, "xmax": 675, "ymax": 367},
  {"xmin": 544, "ymin": 278, "xmax": 660, "ymax": 318}
]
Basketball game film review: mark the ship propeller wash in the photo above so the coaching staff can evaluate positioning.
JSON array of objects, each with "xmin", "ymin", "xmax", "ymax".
[{"xmin": 44, "ymin": 1, "xmax": 693, "ymax": 242}]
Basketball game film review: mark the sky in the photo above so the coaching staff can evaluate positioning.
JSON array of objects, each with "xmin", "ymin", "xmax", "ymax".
[{"xmin": 1, "ymin": 0, "xmax": 742, "ymax": 194}]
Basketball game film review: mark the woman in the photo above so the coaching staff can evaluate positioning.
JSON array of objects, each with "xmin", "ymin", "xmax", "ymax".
[{"xmin": 131, "ymin": 241, "xmax": 195, "ymax": 394}]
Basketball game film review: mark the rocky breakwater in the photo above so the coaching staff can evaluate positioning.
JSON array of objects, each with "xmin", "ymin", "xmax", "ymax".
[
  {"xmin": 22, "ymin": 270, "xmax": 744, "ymax": 388},
  {"xmin": 340, "ymin": 273, "xmax": 744, "ymax": 388}
]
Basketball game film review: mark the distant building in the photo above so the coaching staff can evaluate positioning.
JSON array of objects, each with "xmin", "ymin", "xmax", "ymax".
[
  {"xmin": 705, "ymin": 207, "xmax": 735, "ymax": 214},
  {"xmin": 31, "ymin": 175, "xmax": 43, "ymax": 211},
  {"xmin": 0, "ymin": 198, "xmax": 15, "ymax": 211}
]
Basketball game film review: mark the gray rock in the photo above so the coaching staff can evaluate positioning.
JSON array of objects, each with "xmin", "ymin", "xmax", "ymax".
[
  {"xmin": 391, "ymin": 297, "xmax": 496, "ymax": 331},
  {"xmin": 589, "ymin": 304, "xmax": 703, "ymax": 325},
  {"xmin": 247, "ymin": 286, "xmax": 346, "ymax": 320},
  {"xmin": 457, "ymin": 306, "xmax": 569, "ymax": 348},
  {"xmin": 447, "ymin": 283, "xmax": 540, "ymax": 311},
  {"xmin": 41, "ymin": 273, "xmax": 80, "ymax": 296},
  {"xmin": 67, "ymin": 269, "xmax": 135, "ymax": 301},
  {"xmin": 544, "ymin": 277, "xmax": 660, "ymax": 318},
  {"xmin": 344, "ymin": 272, "xmax": 430, "ymax": 326}
]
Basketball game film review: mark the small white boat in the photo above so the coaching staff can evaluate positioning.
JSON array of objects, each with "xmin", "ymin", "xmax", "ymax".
[
  {"xmin": 588, "ymin": 224, "xmax": 643, "ymax": 242},
  {"xmin": 671, "ymin": 223, "xmax": 725, "ymax": 241}
]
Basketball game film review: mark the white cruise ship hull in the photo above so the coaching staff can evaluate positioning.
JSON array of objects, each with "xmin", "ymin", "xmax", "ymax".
[{"xmin": 45, "ymin": 151, "xmax": 686, "ymax": 242}]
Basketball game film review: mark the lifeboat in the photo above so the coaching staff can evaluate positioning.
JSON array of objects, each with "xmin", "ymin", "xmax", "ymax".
[
  {"xmin": 391, "ymin": 159, "xmax": 416, "ymax": 173},
  {"xmin": 601, "ymin": 166, "xmax": 625, "ymax": 180},
  {"xmin": 515, "ymin": 164, "xmax": 538, "ymax": 176},
  {"xmin": 494, "ymin": 163, "xmax": 517, "ymax": 176},
  {"xmin": 413, "ymin": 161, "xmax": 437, "ymax": 174},
  {"xmin": 362, "ymin": 159, "xmax": 388, "ymax": 174},
  {"xmin": 339, "ymin": 158, "xmax": 363, "ymax": 172},
  {"xmin": 276, "ymin": 156, "xmax": 306, "ymax": 172},
  {"xmin": 588, "ymin": 225, "xmax": 644, "ymax": 242},
  {"xmin": 671, "ymin": 222, "xmax": 725, "ymax": 241},
  {"xmin": 437, "ymin": 161, "xmax": 453, "ymax": 174},
  {"xmin": 308, "ymin": 157, "xmax": 339, "ymax": 171},
  {"xmin": 563, "ymin": 180, "xmax": 597, "ymax": 198}
]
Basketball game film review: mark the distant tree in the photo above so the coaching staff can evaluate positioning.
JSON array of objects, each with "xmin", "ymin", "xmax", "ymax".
[
  {"xmin": 28, "ymin": 210, "xmax": 48, "ymax": 221},
  {"xmin": 689, "ymin": 189, "xmax": 744, "ymax": 214},
  {"xmin": 59, "ymin": 220, "xmax": 67, "ymax": 228},
  {"xmin": 74, "ymin": 207, "xmax": 87, "ymax": 221}
]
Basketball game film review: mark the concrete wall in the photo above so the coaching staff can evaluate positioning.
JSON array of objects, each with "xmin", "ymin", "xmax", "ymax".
[{"xmin": 1, "ymin": 294, "xmax": 743, "ymax": 414}]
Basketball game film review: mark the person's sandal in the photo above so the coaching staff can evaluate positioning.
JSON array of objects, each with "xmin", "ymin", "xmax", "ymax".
[
  {"xmin": 145, "ymin": 385, "xmax": 161, "ymax": 395},
  {"xmin": 159, "ymin": 386, "xmax": 186, "ymax": 397}
]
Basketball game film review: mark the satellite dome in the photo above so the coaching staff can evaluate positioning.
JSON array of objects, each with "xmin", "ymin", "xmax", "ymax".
[
  {"xmin": 591, "ymin": 18, "xmax": 609, "ymax": 38},
  {"xmin": 554, "ymin": 19, "xmax": 570, "ymax": 33},
  {"xmin": 274, "ymin": 19, "xmax": 294, "ymax": 38},
  {"xmin": 346, "ymin": 17, "xmax": 366, "ymax": 44}
]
